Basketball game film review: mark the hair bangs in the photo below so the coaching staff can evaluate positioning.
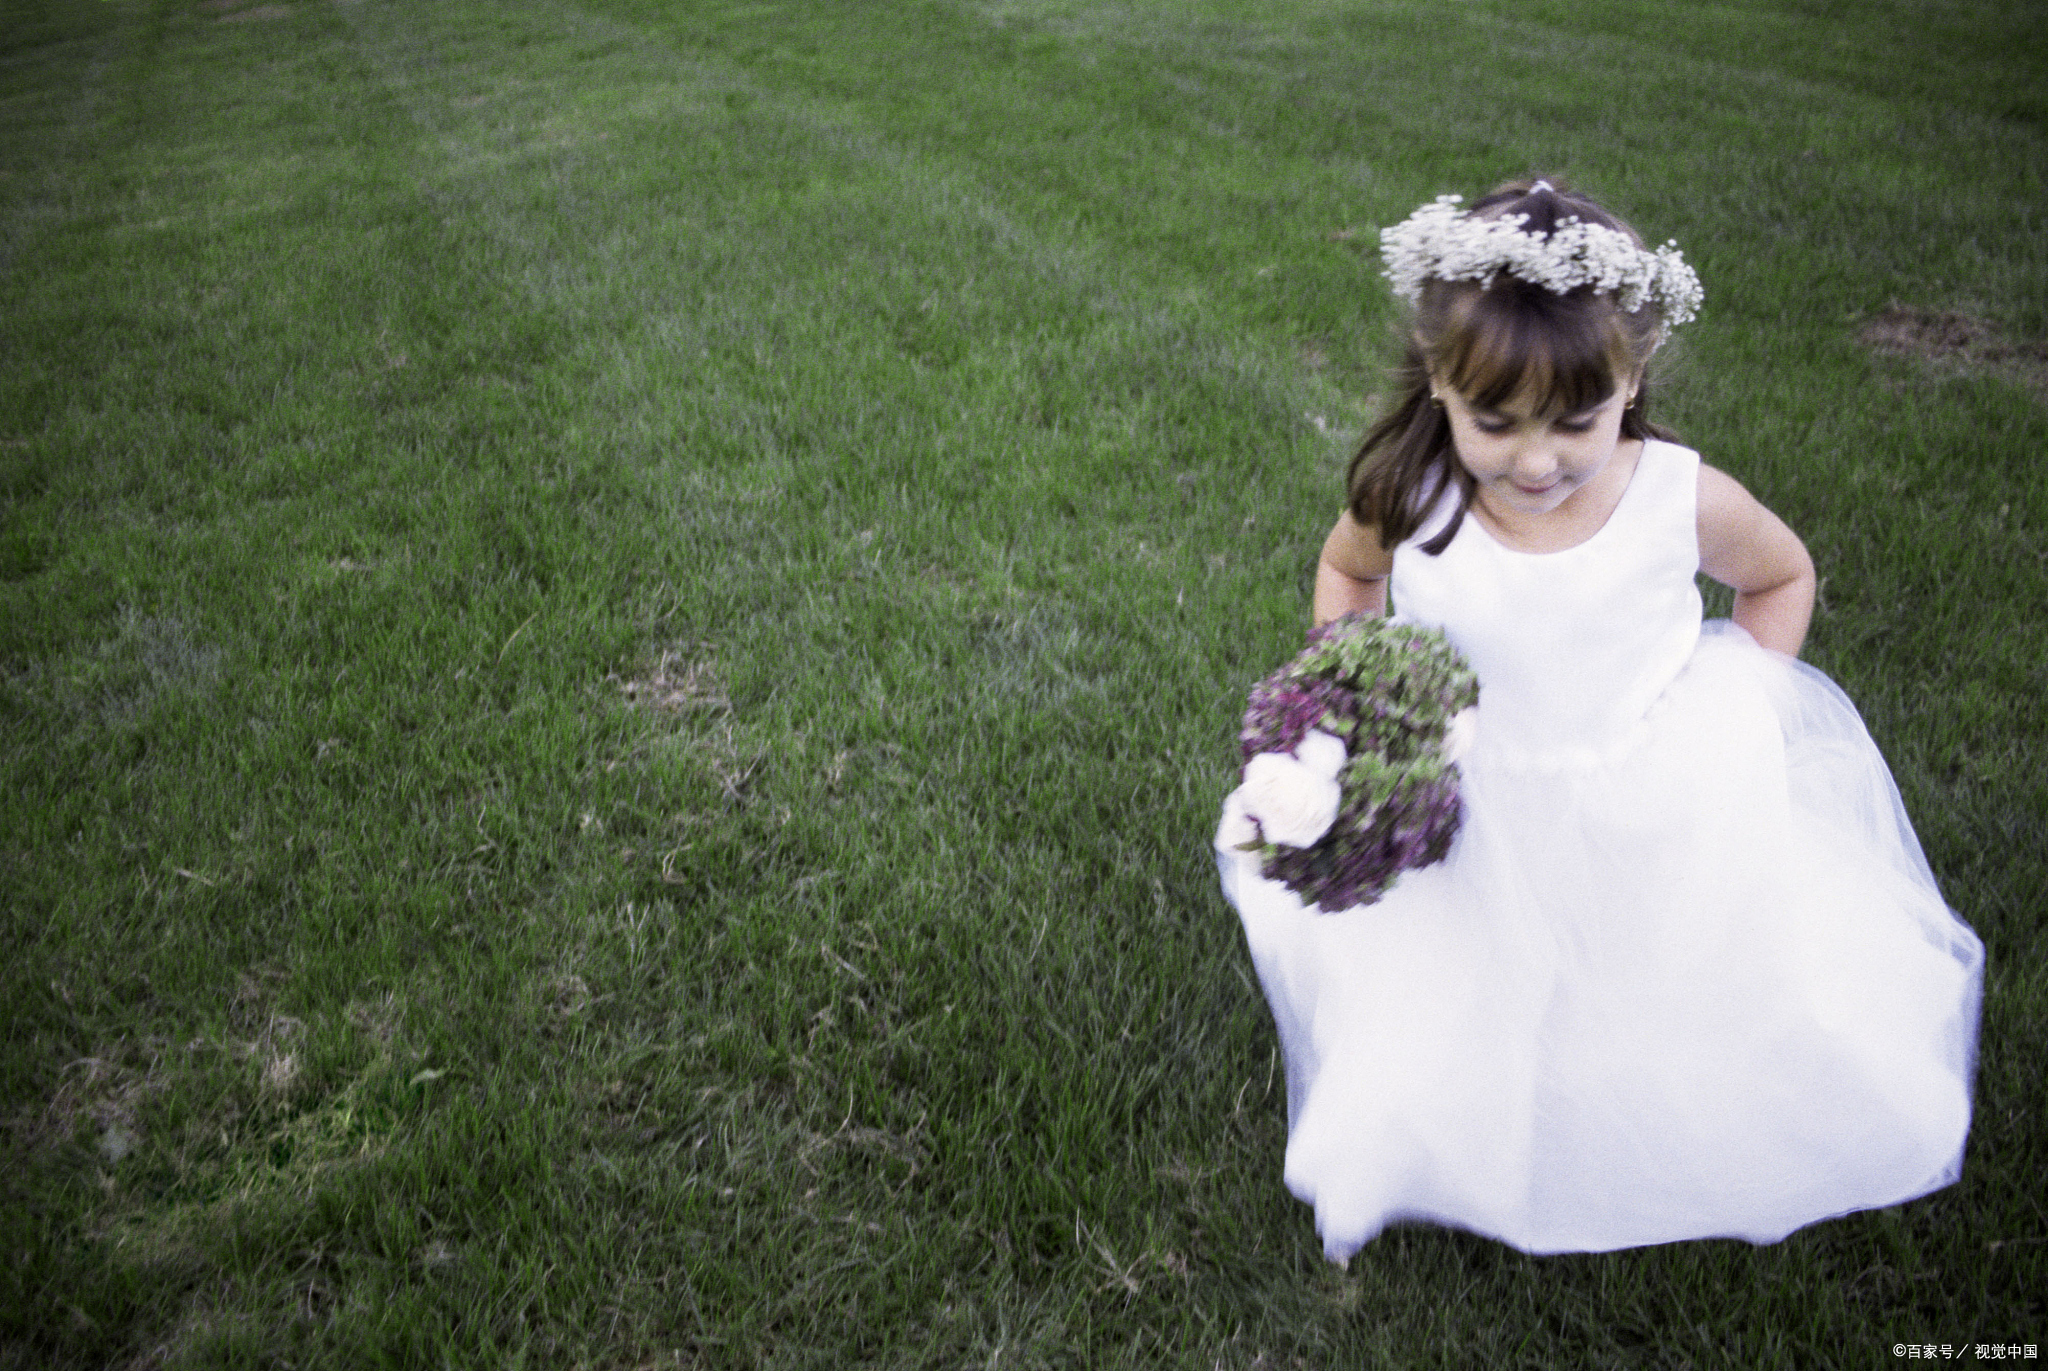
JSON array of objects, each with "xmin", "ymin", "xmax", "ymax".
[{"xmin": 1434, "ymin": 278, "xmax": 1627, "ymax": 418}]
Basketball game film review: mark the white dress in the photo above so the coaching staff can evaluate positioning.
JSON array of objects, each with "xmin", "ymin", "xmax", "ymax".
[{"xmin": 1217, "ymin": 440, "xmax": 1982, "ymax": 1259}]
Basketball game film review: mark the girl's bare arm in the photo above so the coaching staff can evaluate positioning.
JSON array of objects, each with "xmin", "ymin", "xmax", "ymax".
[
  {"xmin": 1313, "ymin": 510, "xmax": 1394, "ymax": 626},
  {"xmin": 1697, "ymin": 465, "xmax": 1816, "ymax": 657}
]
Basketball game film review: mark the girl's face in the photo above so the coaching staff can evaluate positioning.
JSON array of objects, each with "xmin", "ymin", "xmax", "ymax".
[{"xmin": 1434, "ymin": 373, "xmax": 1637, "ymax": 520}]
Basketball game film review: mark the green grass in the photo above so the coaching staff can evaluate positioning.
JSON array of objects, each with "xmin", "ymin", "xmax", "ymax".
[{"xmin": 2, "ymin": 0, "xmax": 2043, "ymax": 1365}]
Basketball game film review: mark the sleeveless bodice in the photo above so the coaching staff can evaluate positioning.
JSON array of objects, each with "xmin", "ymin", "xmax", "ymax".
[{"xmin": 1390, "ymin": 441, "xmax": 1704, "ymax": 758}]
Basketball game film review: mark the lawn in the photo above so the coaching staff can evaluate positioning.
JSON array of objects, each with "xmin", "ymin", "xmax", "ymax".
[{"xmin": 2, "ymin": 0, "xmax": 2043, "ymax": 1365}]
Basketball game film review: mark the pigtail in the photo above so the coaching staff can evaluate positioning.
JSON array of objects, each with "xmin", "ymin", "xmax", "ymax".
[{"xmin": 1346, "ymin": 347, "xmax": 1474, "ymax": 555}]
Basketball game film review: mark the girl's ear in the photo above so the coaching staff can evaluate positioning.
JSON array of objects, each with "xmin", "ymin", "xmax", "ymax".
[{"xmin": 1616, "ymin": 361, "xmax": 1648, "ymax": 404}]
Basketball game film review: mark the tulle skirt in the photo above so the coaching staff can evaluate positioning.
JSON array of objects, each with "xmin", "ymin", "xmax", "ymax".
[{"xmin": 1217, "ymin": 623, "xmax": 1982, "ymax": 1259}]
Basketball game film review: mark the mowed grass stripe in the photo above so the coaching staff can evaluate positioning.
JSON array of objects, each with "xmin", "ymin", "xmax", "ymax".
[
  {"xmin": 338, "ymin": 0, "xmax": 1345, "ymax": 520},
  {"xmin": 323, "ymin": 0, "xmax": 1332, "ymax": 864}
]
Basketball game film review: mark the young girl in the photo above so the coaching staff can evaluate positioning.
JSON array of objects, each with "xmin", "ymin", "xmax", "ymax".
[{"xmin": 1218, "ymin": 179, "xmax": 1983, "ymax": 1259}]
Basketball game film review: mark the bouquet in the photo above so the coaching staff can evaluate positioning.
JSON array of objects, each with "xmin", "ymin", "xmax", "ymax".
[{"xmin": 1219, "ymin": 614, "xmax": 1479, "ymax": 912}]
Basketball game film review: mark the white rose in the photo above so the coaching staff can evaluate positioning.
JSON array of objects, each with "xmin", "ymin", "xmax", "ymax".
[
  {"xmin": 1293, "ymin": 728, "xmax": 1348, "ymax": 780},
  {"xmin": 1441, "ymin": 707, "xmax": 1479, "ymax": 767},
  {"xmin": 1239, "ymin": 749, "xmax": 1343, "ymax": 849}
]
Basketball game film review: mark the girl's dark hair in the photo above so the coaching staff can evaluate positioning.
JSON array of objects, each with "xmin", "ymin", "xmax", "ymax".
[{"xmin": 1349, "ymin": 178, "xmax": 1681, "ymax": 554}]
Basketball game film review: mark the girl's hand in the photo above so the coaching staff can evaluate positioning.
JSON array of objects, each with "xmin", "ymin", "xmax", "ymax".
[
  {"xmin": 1697, "ymin": 465, "xmax": 1816, "ymax": 657},
  {"xmin": 1314, "ymin": 510, "xmax": 1392, "ymax": 625}
]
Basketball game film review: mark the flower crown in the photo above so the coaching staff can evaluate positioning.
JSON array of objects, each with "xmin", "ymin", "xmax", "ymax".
[{"xmin": 1379, "ymin": 190, "xmax": 1704, "ymax": 335}]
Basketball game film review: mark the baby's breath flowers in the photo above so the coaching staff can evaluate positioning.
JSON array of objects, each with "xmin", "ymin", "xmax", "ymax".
[
  {"xmin": 1380, "ymin": 194, "xmax": 1703, "ymax": 335},
  {"xmin": 1222, "ymin": 615, "xmax": 1480, "ymax": 912}
]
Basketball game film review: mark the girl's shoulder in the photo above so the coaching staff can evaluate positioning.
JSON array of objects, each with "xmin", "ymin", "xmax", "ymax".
[
  {"xmin": 1694, "ymin": 459, "xmax": 1803, "ymax": 567},
  {"xmin": 1323, "ymin": 508, "xmax": 1395, "ymax": 580},
  {"xmin": 1692, "ymin": 452, "xmax": 1798, "ymax": 545}
]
